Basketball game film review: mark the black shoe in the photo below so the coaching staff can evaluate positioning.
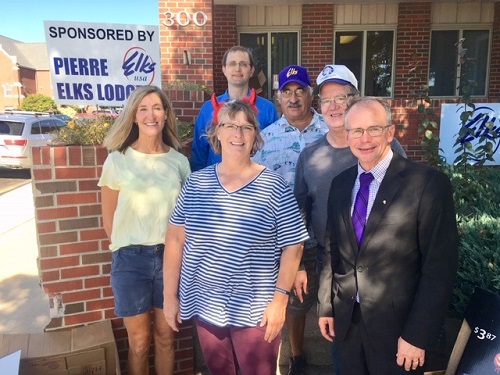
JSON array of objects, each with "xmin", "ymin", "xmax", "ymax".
[{"xmin": 288, "ymin": 355, "xmax": 307, "ymax": 375}]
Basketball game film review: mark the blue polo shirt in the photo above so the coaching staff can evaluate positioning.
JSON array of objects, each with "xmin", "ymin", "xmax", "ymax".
[{"xmin": 191, "ymin": 90, "xmax": 279, "ymax": 171}]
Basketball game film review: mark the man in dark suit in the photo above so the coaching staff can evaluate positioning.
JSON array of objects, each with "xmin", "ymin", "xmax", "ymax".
[{"xmin": 324, "ymin": 96, "xmax": 458, "ymax": 374}]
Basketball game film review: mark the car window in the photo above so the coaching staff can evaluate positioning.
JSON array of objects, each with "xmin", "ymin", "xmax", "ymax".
[
  {"xmin": 0, "ymin": 122, "xmax": 11, "ymax": 134},
  {"xmin": 53, "ymin": 118, "xmax": 67, "ymax": 129},
  {"xmin": 39, "ymin": 119, "xmax": 56, "ymax": 134},
  {"xmin": 0, "ymin": 120, "xmax": 25, "ymax": 135},
  {"xmin": 31, "ymin": 121, "xmax": 42, "ymax": 135}
]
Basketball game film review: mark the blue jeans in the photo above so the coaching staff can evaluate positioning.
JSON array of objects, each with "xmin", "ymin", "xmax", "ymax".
[{"xmin": 111, "ymin": 244, "xmax": 164, "ymax": 317}]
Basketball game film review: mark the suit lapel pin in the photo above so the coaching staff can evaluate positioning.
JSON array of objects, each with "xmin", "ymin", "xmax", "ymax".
[{"xmin": 383, "ymin": 200, "xmax": 387, "ymax": 204}]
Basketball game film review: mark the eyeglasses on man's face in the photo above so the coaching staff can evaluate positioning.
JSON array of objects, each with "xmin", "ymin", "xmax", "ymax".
[
  {"xmin": 319, "ymin": 94, "xmax": 355, "ymax": 107},
  {"xmin": 226, "ymin": 61, "xmax": 251, "ymax": 69},
  {"xmin": 220, "ymin": 123, "xmax": 256, "ymax": 133},
  {"xmin": 346, "ymin": 125, "xmax": 393, "ymax": 139},
  {"xmin": 281, "ymin": 87, "xmax": 307, "ymax": 99}
]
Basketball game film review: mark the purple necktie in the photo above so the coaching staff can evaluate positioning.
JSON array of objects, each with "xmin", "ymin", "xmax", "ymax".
[{"xmin": 352, "ymin": 172, "xmax": 374, "ymax": 246}]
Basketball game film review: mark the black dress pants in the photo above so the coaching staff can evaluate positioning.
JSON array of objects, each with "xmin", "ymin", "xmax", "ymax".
[{"xmin": 336, "ymin": 302, "xmax": 424, "ymax": 375}]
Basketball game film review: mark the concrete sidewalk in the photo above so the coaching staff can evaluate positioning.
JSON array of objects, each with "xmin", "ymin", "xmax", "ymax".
[{"xmin": 0, "ymin": 183, "xmax": 50, "ymax": 334}]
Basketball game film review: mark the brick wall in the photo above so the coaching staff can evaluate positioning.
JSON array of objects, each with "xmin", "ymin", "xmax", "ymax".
[
  {"xmin": 213, "ymin": 5, "xmax": 238, "ymax": 96},
  {"xmin": 168, "ymin": 88, "xmax": 209, "ymax": 124},
  {"xmin": 390, "ymin": 2, "xmax": 433, "ymax": 162},
  {"xmin": 490, "ymin": 2, "xmax": 500, "ymax": 97},
  {"xmin": 31, "ymin": 145, "xmax": 194, "ymax": 375},
  {"xmin": 159, "ymin": 0, "xmax": 214, "ymax": 126},
  {"xmin": 0, "ymin": 51, "xmax": 20, "ymax": 110},
  {"xmin": 394, "ymin": 2, "xmax": 431, "ymax": 100},
  {"xmin": 302, "ymin": 4, "xmax": 334, "ymax": 81}
]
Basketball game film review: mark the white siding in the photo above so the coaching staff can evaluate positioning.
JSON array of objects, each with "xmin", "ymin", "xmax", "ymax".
[
  {"xmin": 236, "ymin": 5, "xmax": 302, "ymax": 26},
  {"xmin": 432, "ymin": 2, "xmax": 494, "ymax": 24},
  {"xmin": 337, "ymin": 3, "xmax": 398, "ymax": 25}
]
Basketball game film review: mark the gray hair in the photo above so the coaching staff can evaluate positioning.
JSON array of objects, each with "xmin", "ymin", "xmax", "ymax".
[{"xmin": 344, "ymin": 96, "xmax": 392, "ymax": 128}]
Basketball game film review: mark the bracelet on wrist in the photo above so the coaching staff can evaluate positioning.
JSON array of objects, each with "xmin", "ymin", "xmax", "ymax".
[{"xmin": 275, "ymin": 286, "xmax": 291, "ymax": 296}]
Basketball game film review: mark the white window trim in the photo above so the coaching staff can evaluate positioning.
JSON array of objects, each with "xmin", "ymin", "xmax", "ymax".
[{"xmin": 3, "ymin": 84, "xmax": 13, "ymax": 97}]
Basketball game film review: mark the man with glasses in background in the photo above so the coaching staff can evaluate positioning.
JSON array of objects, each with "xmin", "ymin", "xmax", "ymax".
[
  {"xmin": 253, "ymin": 64, "xmax": 328, "ymax": 375},
  {"xmin": 191, "ymin": 46, "xmax": 278, "ymax": 171},
  {"xmin": 294, "ymin": 65, "xmax": 407, "ymax": 373}
]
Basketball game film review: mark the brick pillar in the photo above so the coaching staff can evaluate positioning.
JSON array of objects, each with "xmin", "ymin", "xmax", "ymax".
[
  {"xmin": 302, "ymin": 4, "xmax": 334, "ymax": 81},
  {"xmin": 159, "ymin": 0, "xmax": 214, "ymax": 125},
  {"xmin": 490, "ymin": 2, "xmax": 500, "ymax": 99},
  {"xmin": 394, "ymin": 2, "xmax": 431, "ymax": 99},
  {"xmin": 392, "ymin": 2, "xmax": 432, "ymax": 162},
  {"xmin": 32, "ymin": 145, "xmax": 194, "ymax": 374},
  {"xmin": 213, "ymin": 5, "xmax": 237, "ymax": 95}
]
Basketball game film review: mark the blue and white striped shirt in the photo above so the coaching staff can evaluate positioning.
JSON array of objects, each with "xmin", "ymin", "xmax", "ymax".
[{"xmin": 170, "ymin": 165, "xmax": 309, "ymax": 327}]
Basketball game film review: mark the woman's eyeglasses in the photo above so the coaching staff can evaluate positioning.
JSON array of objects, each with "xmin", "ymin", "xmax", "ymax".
[{"xmin": 220, "ymin": 123, "xmax": 256, "ymax": 133}]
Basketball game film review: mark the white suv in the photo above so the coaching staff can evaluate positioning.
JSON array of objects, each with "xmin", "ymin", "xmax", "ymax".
[{"xmin": 0, "ymin": 111, "xmax": 66, "ymax": 169}]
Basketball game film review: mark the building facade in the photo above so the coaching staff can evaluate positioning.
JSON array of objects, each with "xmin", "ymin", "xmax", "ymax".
[
  {"xmin": 0, "ymin": 36, "xmax": 51, "ymax": 110},
  {"xmin": 159, "ymin": 0, "xmax": 500, "ymax": 161},
  {"xmin": 19, "ymin": 2, "xmax": 500, "ymax": 373}
]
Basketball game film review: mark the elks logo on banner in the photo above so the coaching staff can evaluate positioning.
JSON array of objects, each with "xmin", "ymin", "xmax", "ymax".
[
  {"xmin": 439, "ymin": 103, "xmax": 500, "ymax": 166},
  {"xmin": 44, "ymin": 21, "xmax": 161, "ymax": 106}
]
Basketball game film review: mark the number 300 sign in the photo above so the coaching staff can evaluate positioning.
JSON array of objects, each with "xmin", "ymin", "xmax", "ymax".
[{"xmin": 162, "ymin": 11, "xmax": 209, "ymax": 27}]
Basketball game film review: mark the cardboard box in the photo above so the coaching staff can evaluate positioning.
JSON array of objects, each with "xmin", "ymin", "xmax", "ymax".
[{"xmin": 0, "ymin": 320, "xmax": 120, "ymax": 375}]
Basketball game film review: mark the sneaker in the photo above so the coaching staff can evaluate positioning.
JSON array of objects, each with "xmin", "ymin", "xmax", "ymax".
[{"xmin": 288, "ymin": 355, "xmax": 308, "ymax": 375}]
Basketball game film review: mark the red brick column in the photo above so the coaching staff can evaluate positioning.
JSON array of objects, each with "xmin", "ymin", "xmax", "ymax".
[
  {"xmin": 31, "ymin": 145, "xmax": 194, "ymax": 374},
  {"xmin": 490, "ymin": 2, "xmax": 500, "ymax": 99},
  {"xmin": 391, "ymin": 2, "xmax": 432, "ymax": 162},
  {"xmin": 213, "ymin": 5, "xmax": 237, "ymax": 95},
  {"xmin": 159, "ymin": 0, "xmax": 214, "ymax": 126},
  {"xmin": 302, "ymin": 4, "xmax": 334, "ymax": 81},
  {"xmin": 167, "ymin": 88, "xmax": 210, "ymax": 123},
  {"xmin": 394, "ymin": 2, "xmax": 431, "ymax": 99}
]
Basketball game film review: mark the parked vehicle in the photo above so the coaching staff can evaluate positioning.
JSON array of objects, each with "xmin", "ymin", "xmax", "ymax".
[
  {"xmin": 91, "ymin": 109, "xmax": 119, "ymax": 118},
  {"xmin": 53, "ymin": 113, "xmax": 72, "ymax": 124},
  {"xmin": 0, "ymin": 110, "xmax": 66, "ymax": 169},
  {"xmin": 73, "ymin": 110, "xmax": 118, "ymax": 123}
]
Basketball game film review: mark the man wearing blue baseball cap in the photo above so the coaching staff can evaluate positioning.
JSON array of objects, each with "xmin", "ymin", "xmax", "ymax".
[{"xmin": 253, "ymin": 65, "xmax": 328, "ymax": 375}]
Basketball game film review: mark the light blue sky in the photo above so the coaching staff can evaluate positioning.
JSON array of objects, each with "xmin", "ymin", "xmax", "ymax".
[{"xmin": 0, "ymin": 0, "xmax": 159, "ymax": 43}]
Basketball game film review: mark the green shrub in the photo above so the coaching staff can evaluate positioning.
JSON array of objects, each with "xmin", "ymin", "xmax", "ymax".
[
  {"xmin": 177, "ymin": 119, "xmax": 194, "ymax": 140},
  {"xmin": 49, "ymin": 117, "xmax": 113, "ymax": 146},
  {"xmin": 50, "ymin": 116, "xmax": 194, "ymax": 146},
  {"xmin": 21, "ymin": 94, "xmax": 57, "ymax": 112},
  {"xmin": 445, "ymin": 167, "xmax": 500, "ymax": 317},
  {"xmin": 58, "ymin": 105, "xmax": 79, "ymax": 118}
]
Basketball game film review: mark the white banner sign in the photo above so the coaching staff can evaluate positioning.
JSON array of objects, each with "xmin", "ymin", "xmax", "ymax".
[
  {"xmin": 439, "ymin": 103, "xmax": 500, "ymax": 165},
  {"xmin": 44, "ymin": 21, "xmax": 161, "ymax": 106}
]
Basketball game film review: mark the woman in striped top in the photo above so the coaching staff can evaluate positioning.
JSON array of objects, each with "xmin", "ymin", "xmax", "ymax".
[{"xmin": 163, "ymin": 96, "xmax": 308, "ymax": 375}]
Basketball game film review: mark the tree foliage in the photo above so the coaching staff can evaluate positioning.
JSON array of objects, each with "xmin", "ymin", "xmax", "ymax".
[{"xmin": 20, "ymin": 94, "xmax": 57, "ymax": 112}]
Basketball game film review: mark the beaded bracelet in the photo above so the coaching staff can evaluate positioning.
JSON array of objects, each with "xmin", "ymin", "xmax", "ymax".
[{"xmin": 275, "ymin": 286, "xmax": 291, "ymax": 296}]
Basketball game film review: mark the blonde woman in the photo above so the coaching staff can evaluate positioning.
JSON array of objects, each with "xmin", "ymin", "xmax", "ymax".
[{"xmin": 99, "ymin": 85, "xmax": 190, "ymax": 375}]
